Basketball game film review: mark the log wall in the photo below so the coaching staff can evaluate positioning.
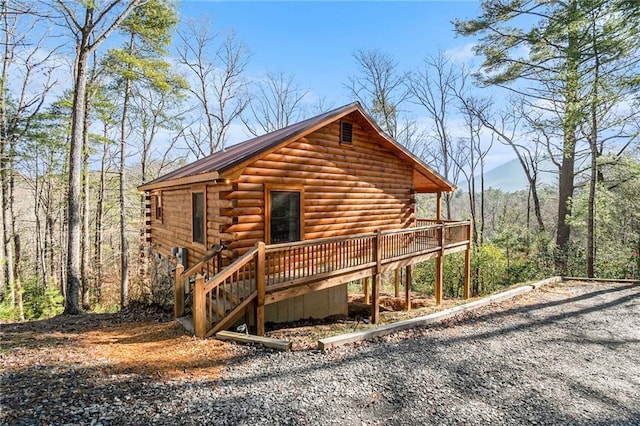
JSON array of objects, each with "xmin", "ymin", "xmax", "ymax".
[
  {"xmin": 149, "ymin": 182, "xmax": 227, "ymax": 266},
  {"xmin": 222, "ymin": 115, "xmax": 416, "ymax": 256},
  {"xmin": 149, "ymin": 112, "xmax": 417, "ymax": 270}
]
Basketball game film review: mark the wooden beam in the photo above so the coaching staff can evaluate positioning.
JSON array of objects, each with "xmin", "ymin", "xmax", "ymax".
[
  {"xmin": 372, "ymin": 229, "xmax": 382, "ymax": 324},
  {"xmin": 193, "ymin": 275, "xmax": 207, "ymax": 338},
  {"xmin": 404, "ymin": 265, "xmax": 412, "ymax": 311},
  {"xmin": 174, "ymin": 264, "xmax": 184, "ymax": 318},
  {"xmin": 436, "ymin": 192, "xmax": 442, "ymax": 221},
  {"xmin": 215, "ymin": 331, "xmax": 292, "ymax": 351},
  {"xmin": 256, "ymin": 242, "xmax": 266, "ymax": 336},
  {"xmin": 265, "ymin": 267, "xmax": 375, "ymax": 305},
  {"xmin": 394, "ymin": 269, "xmax": 400, "ymax": 298},
  {"xmin": 464, "ymin": 223, "xmax": 472, "ymax": 299},
  {"xmin": 363, "ymin": 276, "xmax": 370, "ymax": 304},
  {"xmin": 435, "ymin": 225, "xmax": 444, "ymax": 305}
]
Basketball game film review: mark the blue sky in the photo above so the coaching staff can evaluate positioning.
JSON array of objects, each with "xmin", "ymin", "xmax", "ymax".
[
  {"xmin": 174, "ymin": 1, "xmax": 516, "ymax": 169},
  {"xmin": 179, "ymin": 1, "xmax": 483, "ymax": 106}
]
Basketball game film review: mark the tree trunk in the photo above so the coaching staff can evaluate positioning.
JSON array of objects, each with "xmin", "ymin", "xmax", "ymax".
[
  {"xmin": 64, "ymin": 43, "xmax": 90, "ymax": 315},
  {"xmin": 555, "ymin": 0, "xmax": 579, "ymax": 276},
  {"xmin": 586, "ymin": 18, "xmax": 601, "ymax": 279},
  {"xmin": 13, "ymin": 233, "xmax": 22, "ymax": 320},
  {"xmin": 119, "ymin": 37, "xmax": 133, "ymax": 309},
  {"xmin": 81, "ymin": 81, "xmax": 92, "ymax": 310},
  {"xmin": 94, "ymin": 127, "xmax": 108, "ymax": 304},
  {"xmin": 1, "ymin": 144, "xmax": 14, "ymax": 306}
]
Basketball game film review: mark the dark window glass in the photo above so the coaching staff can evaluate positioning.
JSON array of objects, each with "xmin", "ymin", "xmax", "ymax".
[
  {"xmin": 154, "ymin": 194, "xmax": 162, "ymax": 221},
  {"xmin": 270, "ymin": 191, "xmax": 300, "ymax": 244},
  {"xmin": 192, "ymin": 192, "xmax": 205, "ymax": 244}
]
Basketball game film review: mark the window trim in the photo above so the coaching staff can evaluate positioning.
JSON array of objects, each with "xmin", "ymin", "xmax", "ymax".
[
  {"xmin": 191, "ymin": 187, "xmax": 206, "ymax": 246},
  {"xmin": 265, "ymin": 185, "xmax": 304, "ymax": 244},
  {"xmin": 153, "ymin": 191, "xmax": 163, "ymax": 223}
]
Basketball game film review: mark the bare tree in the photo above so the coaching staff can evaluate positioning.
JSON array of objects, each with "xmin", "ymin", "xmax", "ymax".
[
  {"xmin": 243, "ymin": 71, "xmax": 309, "ymax": 136},
  {"xmin": 452, "ymin": 94, "xmax": 494, "ymax": 245},
  {"xmin": 407, "ymin": 53, "xmax": 464, "ymax": 219},
  {"xmin": 177, "ymin": 20, "xmax": 250, "ymax": 156},
  {"xmin": 471, "ymin": 97, "xmax": 549, "ymax": 234},
  {"xmin": 346, "ymin": 49, "xmax": 409, "ymax": 139}
]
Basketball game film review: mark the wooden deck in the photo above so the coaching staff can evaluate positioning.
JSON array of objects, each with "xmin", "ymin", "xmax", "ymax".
[{"xmin": 176, "ymin": 220, "xmax": 472, "ymax": 338}]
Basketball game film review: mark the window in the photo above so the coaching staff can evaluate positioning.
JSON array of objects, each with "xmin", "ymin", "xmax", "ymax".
[
  {"xmin": 269, "ymin": 191, "xmax": 300, "ymax": 244},
  {"xmin": 192, "ymin": 192, "xmax": 205, "ymax": 244},
  {"xmin": 340, "ymin": 121, "xmax": 353, "ymax": 144},
  {"xmin": 154, "ymin": 192, "xmax": 162, "ymax": 221}
]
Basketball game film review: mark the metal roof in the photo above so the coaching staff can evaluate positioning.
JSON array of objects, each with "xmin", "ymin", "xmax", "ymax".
[{"xmin": 138, "ymin": 102, "xmax": 455, "ymax": 193}]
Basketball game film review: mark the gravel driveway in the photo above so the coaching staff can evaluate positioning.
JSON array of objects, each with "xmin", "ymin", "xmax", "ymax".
[{"xmin": 3, "ymin": 281, "xmax": 639, "ymax": 425}]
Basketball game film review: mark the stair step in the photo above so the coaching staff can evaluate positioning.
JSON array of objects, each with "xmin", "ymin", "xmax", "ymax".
[
  {"xmin": 220, "ymin": 280, "xmax": 257, "ymax": 304},
  {"xmin": 208, "ymin": 297, "xmax": 231, "ymax": 319}
]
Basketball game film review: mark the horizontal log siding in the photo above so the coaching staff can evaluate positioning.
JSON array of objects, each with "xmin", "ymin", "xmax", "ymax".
[
  {"xmin": 223, "ymin": 118, "xmax": 415, "ymax": 255},
  {"xmin": 149, "ymin": 183, "xmax": 224, "ymax": 268}
]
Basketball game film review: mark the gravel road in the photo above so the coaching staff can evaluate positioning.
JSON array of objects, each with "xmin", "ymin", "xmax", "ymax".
[{"xmin": 3, "ymin": 281, "xmax": 639, "ymax": 425}]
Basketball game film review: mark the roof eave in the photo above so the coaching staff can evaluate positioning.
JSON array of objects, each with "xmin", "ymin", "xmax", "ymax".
[{"xmin": 137, "ymin": 170, "xmax": 220, "ymax": 192}]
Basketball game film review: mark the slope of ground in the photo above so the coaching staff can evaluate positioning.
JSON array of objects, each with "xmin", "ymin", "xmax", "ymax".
[{"xmin": 1, "ymin": 281, "xmax": 639, "ymax": 425}]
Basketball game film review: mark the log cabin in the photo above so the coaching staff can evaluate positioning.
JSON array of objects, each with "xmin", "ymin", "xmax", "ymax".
[{"xmin": 138, "ymin": 102, "xmax": 471, "ymax": 338}]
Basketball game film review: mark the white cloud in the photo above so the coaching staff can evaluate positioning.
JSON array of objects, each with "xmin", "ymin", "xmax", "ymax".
[{"xmin": 444, "ymin": 43, "xmax": 477, "ymax": 65}]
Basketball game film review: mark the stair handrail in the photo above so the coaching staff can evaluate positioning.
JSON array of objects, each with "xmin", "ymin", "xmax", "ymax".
[
  {"xmin": 182, "ymin": 244, "xmax": 224, "ymax": 278},
  {"xmin": 203, "ymin": 245, "xmax": 259, "ymax": 293},
  {"xmin": 193, "ymin": 244, "xmax": 261, "ymax": 338}
]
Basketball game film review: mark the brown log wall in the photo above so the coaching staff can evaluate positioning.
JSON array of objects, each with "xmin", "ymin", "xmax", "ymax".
[
  {"xmin": 149, "ymin": 115, "xmax": 416, "ymax": 267},
  {"xmin": 222, "ymin": 117, "xmax": 415, "ymax": 256}
]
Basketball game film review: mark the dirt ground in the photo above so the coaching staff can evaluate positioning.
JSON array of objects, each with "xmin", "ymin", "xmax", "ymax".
[
  {"xmin": 1, "ymin": 291, "xmax": 463, "ymax": 369},
  {"xmin": 0, "ymin": 305, "xmax": 231, "ymax": 381}
]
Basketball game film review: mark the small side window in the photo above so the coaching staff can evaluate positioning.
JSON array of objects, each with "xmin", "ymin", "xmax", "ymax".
[
  {"xmin": 192, "ymin": 192, "xmax": 205, "ymax": 244},
  {"xmin": 154, "ymin": 192, "xmax": 163, "ymax": 222}
]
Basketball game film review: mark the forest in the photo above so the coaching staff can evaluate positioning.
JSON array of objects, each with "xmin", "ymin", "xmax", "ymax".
[{"xmin": 1, "ymin": 0, "xmax": 639, "ymax": 321}]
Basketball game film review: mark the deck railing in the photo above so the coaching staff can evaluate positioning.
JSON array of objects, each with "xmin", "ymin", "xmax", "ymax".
[
  {"xmin": 179, "ymin": 219, "xmax": 471, "ymax": 337},
  {"xmin": 264, "ymin": 220, "xmax": 471, "ymax": 290}
]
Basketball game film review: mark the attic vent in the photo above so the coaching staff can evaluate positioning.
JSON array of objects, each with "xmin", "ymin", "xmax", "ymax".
[{"xmin": 340, "ymin": 121, "xmax": 353, "ymax": 144}]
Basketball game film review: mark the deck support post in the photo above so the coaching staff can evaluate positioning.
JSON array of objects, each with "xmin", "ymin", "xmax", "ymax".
[
  {"xmin": 464, "ymin": 222, "xmax": 472, "ymax": 299},
  {"xmin": 255, "ymin": 242, "xmax": 266, "ymax": 336},
  {"xmin": 436, "ymin": 192, "xmax": 442, "ymax": 221},
  {"xmin": 435, "ymin": 225, "xmax": 444, "ymax": 305},
  {"xmin": 193, "ymin": 274, "xmax": 206, "ymax": 338},
  {"xmin": 404, "ymin": 265, "xmax": 412, "ymax": 311},
  {"xmin": 394, "ymin": 269, "xmax": 400, "ymax": 298},
  {"xmin": 363, "ymin": 277, "xmax": 370, "ymax": 305},
  {"xmin": 371, "ymin": 229, "xmax": 382, "ymax": 324},
  {"xmin": 174, "ymin": 264, "xmax": 184, "ymax": 318}
]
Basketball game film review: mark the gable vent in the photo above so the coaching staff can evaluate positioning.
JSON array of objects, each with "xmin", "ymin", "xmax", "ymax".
[{"xmin": 340, "ymin": 121, "xmax": 353, "ymax": 144}]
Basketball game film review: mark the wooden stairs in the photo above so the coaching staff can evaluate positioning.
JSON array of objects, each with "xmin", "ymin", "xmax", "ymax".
[{"xmin": 175, "ymin": 221, "xmax": 473, "ymax": 338}]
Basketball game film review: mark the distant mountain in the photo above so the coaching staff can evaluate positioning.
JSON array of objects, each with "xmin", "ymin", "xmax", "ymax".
[{"xmin": 458, "ymin": 158, "xmax": 557, "ymax": 193}]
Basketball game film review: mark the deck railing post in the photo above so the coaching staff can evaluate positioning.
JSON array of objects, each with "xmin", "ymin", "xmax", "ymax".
[
  {"xmin": 464, "ymin": 222, "xmax": 472, "ymax": 299},
  {"xmin": 435, "ymin": 225, "xmax": 444, "ymax": 305},
  {"xmin": 255, "ymin": 242, "xmax": 266, "ymax": 336},
  {"xmin": 174, "ymin": 264, "xmax": 185, "ymax": 319},
  {"xmin": 372, "ymin": 229, "xmax": 382, "ymax": 324},
  {"xmin": 404, "ymin": 265, "xmax": 412, "ymax": 311},
  {"xmin": 193, "ymin": 274, "xmax": 206, "ymax": 338}
]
